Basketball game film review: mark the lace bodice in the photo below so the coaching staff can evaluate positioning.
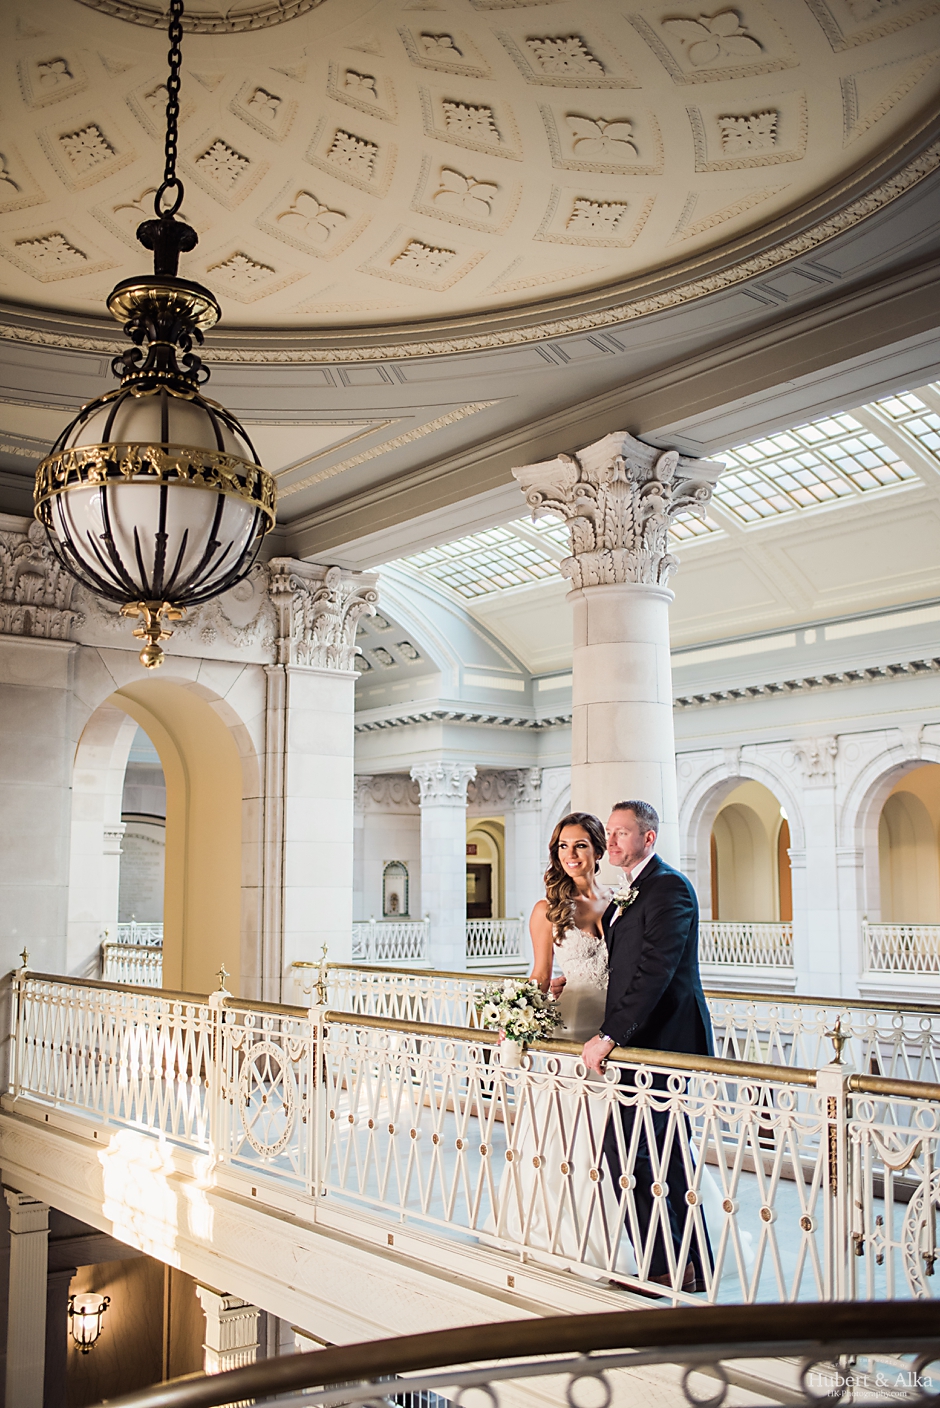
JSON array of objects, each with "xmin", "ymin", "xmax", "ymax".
[{"xmin": 555, "ymin": 927, "xmax": 608, "ymax": 990}]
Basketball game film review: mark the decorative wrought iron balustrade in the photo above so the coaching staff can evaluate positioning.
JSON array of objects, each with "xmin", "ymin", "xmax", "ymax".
[
  {"xmin": 8, "ymin": 970, "xmax": 940, "ymax": 1307},
  {"xmin": 464, "ymin": 917, "xmax": 523, "ymax": 965},
  {"xmin": 84, "ymin": 1302, "xmax": 940, "ymax": 1408},
  {"xmin": 116, "ymin": 921, "xmax": 164, "ymax": 946},
  {"xmin": 864, "ymin": 922, "xmax": 940, "ymax": 976},
  {"xmin": 352, "ymin": 918, "xmax": 429, "ymax": 964},
  {"xmin": 699, "ymin": 922, "xmax": 794, "ymax": 968}
]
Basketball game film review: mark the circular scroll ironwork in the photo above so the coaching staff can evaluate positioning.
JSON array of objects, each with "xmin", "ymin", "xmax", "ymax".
[
  {"xmin": 74, "ymin": 0, "xmax": 325, "ymax": 31},
  {"xmin": 238, "ymin": 1039, "xmax": 296, "ymax": 1157}
]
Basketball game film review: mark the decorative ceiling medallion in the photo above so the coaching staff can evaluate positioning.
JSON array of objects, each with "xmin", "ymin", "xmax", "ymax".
[{"xmin": 73, "ymin": 0, "xmax": 326, "ymax": 32}]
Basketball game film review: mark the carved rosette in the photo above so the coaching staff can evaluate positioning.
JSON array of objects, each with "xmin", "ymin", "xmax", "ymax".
[
  {"xmin": 268, "ymin": 559, "xmax": 378, "ymax": 671},
  {"xmin": 411, "ymin": 762, "xmax": 477, "ymax": 806},
  {"xmin": 0, "ymin": 520, "xmax": 83, "ymax": 641},
  {"xmin": 512, "ymin": 431, "xmax": 724, "ymax": 589}
]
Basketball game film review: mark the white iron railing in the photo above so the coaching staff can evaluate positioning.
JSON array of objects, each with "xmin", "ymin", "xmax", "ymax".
[
  {"xmin": 101, "ymin": 943, "xmax": 163, "ymax": 988},
  {"xmin": 699, "ymin": 921, "xmax": 793, "ymax": 968},
  {"xmin": 465, "ymin": 917, "xmax": 523, "ymax": 965},
  {"xmin": 115, "ymin": 921, "xmax": 163, "ymax": 946},
  {"xmin": 352, "ymin": 918, "xmax": 429, "ymax": 964},
  {"xmin": 863, "ymin": 921, "xmax": 940, "ymax": 976},
  {"xmin": 318, "ymin": 965, "xmax": 940, "ymax": 1081},
  {"xmin": 9, "ymin": 970, "xmax": 940, "ymax": 1304}
]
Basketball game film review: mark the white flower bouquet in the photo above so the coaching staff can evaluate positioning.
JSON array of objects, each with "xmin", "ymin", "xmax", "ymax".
[{"xmin": 474, "ymin": 977, "xmax": 562, "ymax": 1044}]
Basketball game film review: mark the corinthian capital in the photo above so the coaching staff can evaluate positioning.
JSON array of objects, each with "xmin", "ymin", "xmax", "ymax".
[
  {"xmin": 411, "ymin": 761, "xmax": 477, "ymax": 805},
  {"xmin": 512, "ymin": 431, "xmax": 724, "ymax": 589},
  {"xmin": 268, "ymin": 559, "xmax": 378, "ymax": 670}
]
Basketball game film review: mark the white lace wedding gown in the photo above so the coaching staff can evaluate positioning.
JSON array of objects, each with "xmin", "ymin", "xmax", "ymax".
[{"xmin": 495, "ymin": 927, "xmax": 747, "ymax": 1288}]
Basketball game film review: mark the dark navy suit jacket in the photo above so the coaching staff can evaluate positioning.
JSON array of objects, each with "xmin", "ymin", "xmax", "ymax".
[{"xmin": 601, "ymin": 853, "xmax": 714, "ymax": 1057}]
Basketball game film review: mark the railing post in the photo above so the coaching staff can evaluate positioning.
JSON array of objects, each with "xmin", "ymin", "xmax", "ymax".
[
  {"xmin": 304, "ymin": 947, "xmax": 329, "ymax": 1202},
  {"xmin": 208, "ymin": 971, "xmax": 231, "ymax": 1166},
  {"xmin": 816, "ymin": 1056, "xmax": 853, "ymax": 1300}
]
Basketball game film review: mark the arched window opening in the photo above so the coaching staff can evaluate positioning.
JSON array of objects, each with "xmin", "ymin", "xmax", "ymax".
[
  {"xmin": 118, "ymin": 727, "xmax": 166, "ymax": 933},
  {"xmin": 382, "ymin": 861, "xmax": 409, "ymax": 918}
]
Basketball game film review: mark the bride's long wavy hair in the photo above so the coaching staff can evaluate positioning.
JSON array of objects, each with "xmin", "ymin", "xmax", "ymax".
[{"xmin": 544, "ymin": 811, "xmax": 607, "ymax": 943}]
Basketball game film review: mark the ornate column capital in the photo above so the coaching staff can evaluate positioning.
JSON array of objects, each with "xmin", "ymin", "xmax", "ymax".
[
  {"xmin": 512, "ymin": 431, "xmax": 724, "ymax": 589},
  {"xmin": 411, "ymin": 761, "xmax": 477, "ymax": 805},
  {"xmin": 267, "ymin": 559, "xmax": 378, "ymax": 670},
  {"xmin": 0, "ymin": 519, "xmax": 83, "ymax": 641}
]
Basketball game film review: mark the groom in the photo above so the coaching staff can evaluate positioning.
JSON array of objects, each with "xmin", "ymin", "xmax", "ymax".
[{"xmin": 582, "ymin": 799, "xmax": 713, "ymax": 1292}]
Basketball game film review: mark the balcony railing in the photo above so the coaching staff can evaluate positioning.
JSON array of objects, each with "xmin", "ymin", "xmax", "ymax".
[
  {"xmin": 101, "ymin": 943, "xmax": 163, "ymax": 988},
  {"xmin": 699, "ymin": 920, "xmax": 793, "ymax": 968},
  {"xmin": 465, "ymin": 916, "xmax": 523, "ymax": 965},
  {"xmin": 12, "ymin": 970, "xmax": 939, "ymax": 1307},
  {"xmin": 864, "ymin": 921, "xmax": 940, "ymax": 976},
  {"xmin": 92, "ymin": 1302, "xmax": 940, "ymax": 1407},
  {"xmin": 115, "ymin": 921, "xmax": 163, "ymax": 946},
  {"xmin": 352, "ymin": 918, "xmax": 429, "ymax": 964}
]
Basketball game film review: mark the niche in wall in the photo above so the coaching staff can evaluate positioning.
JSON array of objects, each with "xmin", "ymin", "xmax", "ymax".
[{"xmin": 382, "ymin": 861, "xmax": 409, "ymax": 917}]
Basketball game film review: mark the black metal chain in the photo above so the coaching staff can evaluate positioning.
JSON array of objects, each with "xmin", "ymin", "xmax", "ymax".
[{"xmin": 155, "ymin": 0, "xmax": 185, "ymax": 217}]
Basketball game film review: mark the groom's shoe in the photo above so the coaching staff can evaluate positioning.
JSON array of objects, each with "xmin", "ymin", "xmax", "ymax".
[{"xmin": 647, "ymin": 1263, "xmax": 696, "ymax": 1293}]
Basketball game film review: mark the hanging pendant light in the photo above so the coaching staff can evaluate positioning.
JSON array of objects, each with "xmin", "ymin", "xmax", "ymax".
[{"xmin": 33, "ymin": 0, "xmax": 276, "ymax": 669}]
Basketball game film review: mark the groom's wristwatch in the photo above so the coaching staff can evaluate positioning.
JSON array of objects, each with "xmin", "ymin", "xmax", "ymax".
[{"xmin": 598, "ymin": 1033, "xmax": 616, "ymax": 1049}]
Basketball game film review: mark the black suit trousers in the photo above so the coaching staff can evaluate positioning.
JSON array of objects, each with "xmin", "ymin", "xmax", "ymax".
[{"xmin": 602, "ymin": 1068, "xmax": 712, "ymax": 1283}]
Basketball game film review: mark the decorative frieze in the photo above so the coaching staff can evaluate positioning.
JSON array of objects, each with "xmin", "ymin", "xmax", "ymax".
[
  {"xmin": 411, "ymin": 761, "xmax": 477, "ymax": 805},
  {"xmin": 467, "ymin": 766, "xmax": 542, "ymax": 809},
  {"xmin": 512, "ymin": 430, "xmax": 724, "ymax": 589},
  {"xmin": 794, "ymin": 736, "xmax": 838, "ymax": 783},
  {"xmin": 268, "ymin": 559, "xmax": 378, "ymax": 671},
  {"xmin": 355, "ymin": 773, "xmax": 421, "ymax": 810},
  {"xmin": 0, "ymin": 520, "xmax": 83, "ymax": 641}
]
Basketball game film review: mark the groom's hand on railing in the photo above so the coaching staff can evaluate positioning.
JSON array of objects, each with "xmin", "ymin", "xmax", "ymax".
[{"xmin": 582, "ymin": 1033, "xmax": 615, "ymax": 1072}]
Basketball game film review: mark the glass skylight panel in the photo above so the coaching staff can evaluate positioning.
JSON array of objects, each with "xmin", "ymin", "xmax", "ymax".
[
  {"xmin": 402, "ymin": 524, "xmax": 558, "ymax": 598},
  {"xmin": 713, "ymin": 410, "xmax": 914, "ymax": 523},
  {"xmin": 875, "ymin": 388, "xmax": 940, "ymax": 462}
]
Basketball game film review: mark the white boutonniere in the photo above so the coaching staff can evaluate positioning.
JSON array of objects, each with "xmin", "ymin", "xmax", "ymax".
[{"xmin": 612, "ymin": 880, "xmax": 639, "ymax": 916}]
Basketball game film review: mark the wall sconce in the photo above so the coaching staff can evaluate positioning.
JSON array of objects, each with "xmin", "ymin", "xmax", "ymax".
[{"xmin": 68, "ymin": 1295, "xmax": 110, "ymax": 1353}]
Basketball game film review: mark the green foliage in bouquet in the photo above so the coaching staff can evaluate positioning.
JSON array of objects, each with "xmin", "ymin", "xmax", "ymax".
[{"xmin": 474, "ymin": 977, "xmax": 563, "ymax": 1043}]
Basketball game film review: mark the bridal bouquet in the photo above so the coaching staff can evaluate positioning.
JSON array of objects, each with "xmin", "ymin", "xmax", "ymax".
[{"xmin": 474, "ymin": 977, "xmax": 562, "ymax": 1043}]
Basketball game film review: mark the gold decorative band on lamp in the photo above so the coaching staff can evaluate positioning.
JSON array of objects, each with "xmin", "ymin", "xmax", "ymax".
[
  {"xmin": 106, "ymin": 277, "xmax": 221, "ymax": 334},
  {"xmin": 34, "ymin": 443, "xmax": 277, "ymax": 524}
]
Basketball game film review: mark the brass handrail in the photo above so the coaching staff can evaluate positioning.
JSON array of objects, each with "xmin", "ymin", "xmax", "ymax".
[
  {"xmin": 323, "ymin": 1009, "xmax": 819, "ymax": 1086},
  {"xmin": 96, "ymin": 1302, "xmax": 940, "ymax": 1408}
]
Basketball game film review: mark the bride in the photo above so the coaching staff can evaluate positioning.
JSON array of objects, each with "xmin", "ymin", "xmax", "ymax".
[{"xmin": 494, "ymin": 812, "xmax": 639, "ymax": 1278}]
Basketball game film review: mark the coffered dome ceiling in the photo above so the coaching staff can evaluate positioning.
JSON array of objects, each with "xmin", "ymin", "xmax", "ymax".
[{"xmin": 1, "ymin": 0, "xmax": 940, "ymax": 338}]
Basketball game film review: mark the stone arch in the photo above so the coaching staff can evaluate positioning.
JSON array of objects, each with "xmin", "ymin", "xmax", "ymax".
[
  {"xmin": 680, "ymin": 758, "xmax": 804, "ymax": 920},
  {"xmin": 840, "ymin": 741, "xmax": 940, "ymax": 921},
  {"xmin": 68, "ymin": 670, "xmax": 264, "ymax": 998}
]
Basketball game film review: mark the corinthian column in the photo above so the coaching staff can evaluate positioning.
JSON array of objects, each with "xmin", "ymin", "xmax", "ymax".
[
  {"xmin": 411, "ymin": 762, "xmax": 476, "ymax": 969},
  {"xmin": 513, "ymin": 433, "xmax": 723, "ymax": 864}
]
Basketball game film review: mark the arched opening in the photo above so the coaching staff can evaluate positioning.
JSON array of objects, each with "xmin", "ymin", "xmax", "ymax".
[
  {"xmin": 466, "ymin": 819, "xmax": 505, "ymax": 919},
  {"xmin": 68, "ymin": 677, "xmax": 258, "ymax": 996},
  {"xmin": 877, "ymin": 764, "xmax": 940, "ymax": 922},
  {"xmin": 710, "ymin": 780, "xmax": 791, "ymax": 922},
  {"xmin": 118, "ymin": 727, "xmax": 166, "ymax": 928}
]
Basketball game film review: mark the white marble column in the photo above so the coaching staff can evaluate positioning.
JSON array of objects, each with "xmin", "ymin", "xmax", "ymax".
[
  {"xmin": 196, "ymin": 1286, "xmax": 261, "ymax": 1373},
  {"xmin": 411, "ymin": 762, "xmax": 476, "ymax": 969},
  {"xmin": 5, "ymin": 1190, "xmax": 49, "ymax": 1408},
  {"xmin": 513, "ymin": 434, "xmax": 723, "ymax": 865},
  {"xmin": 504, "ymin": 768, "xmax": 545, "ymax": 931},
  {"xmin": 266, "ymin": 562, "xmax": 377, "ymax": 992}
]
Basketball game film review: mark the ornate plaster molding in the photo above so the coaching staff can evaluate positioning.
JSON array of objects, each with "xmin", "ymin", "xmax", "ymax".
[
  {"xmin": 354, "ymin": 773, "xmax": 421, "ymax": 811},
  {"xmin": 512, "ymin": 431, "xmax": 724, "ymax": 589},
  {"xmin": 410, "ymin": 762, "xmax": 477, "ymax": 805},
  {"xmin": 268, "ymin": 559, "xmax": 378, "ymax": 670},
  {"xmin": 794, "ymin": 736, "xmax": 839, "ymax": 784},
  {"xmin": 0, "ymin": 520, "xmax": 83, "ymax": 642},
  {"xmin": 74, "ymin": 0, "xmax": 326, "ymax": 31},
  {"xmin": 467, "ymin": 766, "xmax": 542, "ymax": 809},
  {"xmin": 3, "ymin": 129, "xmax": 937, "ymax": 364}
]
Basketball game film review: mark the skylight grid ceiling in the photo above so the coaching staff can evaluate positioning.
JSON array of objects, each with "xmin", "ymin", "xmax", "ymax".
[
  {"xmin": 875, "ymin": 385, "xmax": 940, "ymax": 458},
  {"xmin": 404, "ymin": 523, "xmax": 560, "ymax": 599},
  {"xmin": 714, "ymin": 412, "xmax": 916, "ymax": 523}
]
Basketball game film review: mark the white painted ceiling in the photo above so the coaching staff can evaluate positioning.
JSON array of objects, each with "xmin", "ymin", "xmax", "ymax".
[{"xmin": 3, "ymin": 0, "xmax": 940, "ymax": 328}]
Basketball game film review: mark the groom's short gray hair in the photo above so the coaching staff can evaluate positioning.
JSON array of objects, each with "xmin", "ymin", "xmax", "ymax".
[{"xmin": 612, "ymin": 799, "xmax": 659, "ymax": 835}]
